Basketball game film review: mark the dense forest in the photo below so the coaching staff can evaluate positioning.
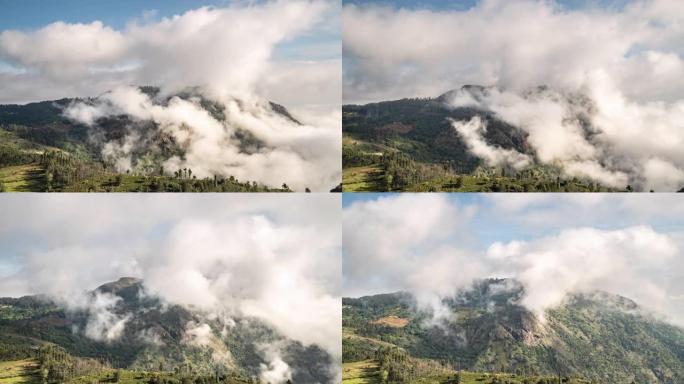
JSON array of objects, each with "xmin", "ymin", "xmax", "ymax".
[
  {"xmin": 341, "ymin": 87, "xmax": 623, "ymax": 192},
  {"xmin": 0, "ymin": 278, "xmax": 332, "ymax": 384}
]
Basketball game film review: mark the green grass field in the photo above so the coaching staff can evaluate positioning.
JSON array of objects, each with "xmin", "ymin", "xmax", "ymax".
[
  {"xmin": 0, "ymin": 164, "xmax": 45, "ymax": 192},
  {"xmin": 342, "ymin": 165, "xmax": 385, "ymax": 192},
  {"xmin": 343, "ymin": 360, "xmax": 381, "ymax": 384},
  {"xmin": 0, "ymin": 360, "xmax": 39, "ymax": 384},
  {"xmin": 67, "ymin": 369, "xmax": 173, "ymax": 384},
  {"xmin": 61, "ymin": 174, "xmax": 155, "ymax": 192},
  {"xmin": 342, "ymin": 359, "xmax": 595, "ymax": 384}
]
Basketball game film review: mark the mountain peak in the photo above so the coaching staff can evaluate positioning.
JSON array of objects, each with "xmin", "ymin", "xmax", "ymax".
[
  {"xmin": 94, "ymin": 277, "xmax": 143, "ymax": 297},
  {"xmin": 435, "ymin": 84, "xmax": 495, "ymax": 104}
]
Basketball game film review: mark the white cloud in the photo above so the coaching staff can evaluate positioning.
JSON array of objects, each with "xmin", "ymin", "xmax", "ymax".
[
  {"xmin": 0, "ymin": 21, "xmax": 128, "ymax": 76},
  {"xmin": 65, "ymin": 85, "xmax": 341, "ymax": 190},
  {"xmin": 343, "ymin": 0, "xmax": 684, "ymax": 103},
  {"xmin": 343, "ymin": 194, "xmax": 684, "ymax": 326},
  {"xmin": 343, "ymin": 0, "xmax": 684, "ymax": 190},
  {"xmin": 487, "ymin": 226, "xmax": 678, "ymax": 322},
  {"xmin": 343, "ymin": 194, "xmax": 482, "ymax": 314},
  {"xmin": 0, "ymin": 1, "xmax": 336, "ymax": 106},
  {"xmin": 0, "ymin": 1, "xmax": 341, "ymax": 190},
  {"xmin": 259, "ymin": 343, "xmax": 293, "ymax": 384},
  {"xmin": 0, "ymin": 194, "xmax": 341, "ymax": 374},
  {"xmin": 451, "ymin": 116, "xmax": 532, "ymax": 169}
]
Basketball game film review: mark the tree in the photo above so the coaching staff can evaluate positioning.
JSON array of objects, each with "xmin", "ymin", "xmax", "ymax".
[
  {"xmin": 114, "ymin": 369, "xmax": 122, "ymax": 382},
  {"xmin": 46, "ymin": 171, "xmax": 53, "ymax": 191}
]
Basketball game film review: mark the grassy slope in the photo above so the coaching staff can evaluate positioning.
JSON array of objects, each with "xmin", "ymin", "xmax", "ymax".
[
  {"xmin": 0, "ymin": 164, "xmax": 45, "ymax": 192},
  {"xmin": 342, "ymin": 360, "xmax": 592, "ymax": 384},
  {"xmin": 343, "ymin": 360, "xmax": 380, "ymax": 384},
  {"xmin": 0, "ymin": 360, "xmax": 253, "ymax": 384},
  {"xmin": 0, "ymin": 360, "xmax": 39, "ymax": 384},
  {"xmin": 343, "ymin": 166, "xmax": 385, "ymax": 192}
]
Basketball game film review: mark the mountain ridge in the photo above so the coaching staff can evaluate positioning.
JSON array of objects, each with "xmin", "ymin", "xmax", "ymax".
[
  {"xmin": 0, "ymin": 86, "xmax": 307, "ymax": 192},
  {"xmin": 342, "ymin": 85, "xmax": 621, "ymax": 192},
  {"xmin": 0, "ymin": 277, "xmax": 335, "ymax": 383},
  {"xmin": 342, "ymin": 278, "xmax": 684, "ymax": 383}
]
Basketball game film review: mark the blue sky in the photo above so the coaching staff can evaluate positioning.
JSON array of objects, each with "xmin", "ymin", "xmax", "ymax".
[
  {"xmin": 0, "ymin": 0, "xmax": 341, "ymax": 106},
  {"xmin": 0, "ymin": 0, "xmax": 631, "ymax": 32},
  {"xmin": 342, "ymin": 194, "xmax": 684, "ymax": 315},
  {"xmin": 0, "ymin": 0, "xmax": 239, "ymax": 30},
  {"xmin": 0, "ymin": 0, "xmax": 340, "ymax": 61},
  {"xmin": 343, "ymin": 0, "xmax": 632, "ymax": 11},
  {"xmin": 343, "ymin": 193, "xmax": 684, "ymax": 247}
]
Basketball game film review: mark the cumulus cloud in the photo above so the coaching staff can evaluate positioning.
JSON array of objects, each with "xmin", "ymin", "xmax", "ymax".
[
  {"xmin": 0, "ymin": 194, "xmax": 341, "ymax": 378},
  {"xmin": 343, "ymin": 194, "xmax": 684, "ymax": 326},
  {"xmin": 0, "ymin": 0, "xmax": 337, "ymax": 105},
  {"xmin": 487, "ymin": 226, "xmax": 678, "ymax": 321},
  {"xmin": 343, "ymin": 0, "xmax": 684, "ymax": 190},
  {"xmin": 343, "ymin": 194, "xmax": 482, "ymax": 316},
  {"xmin": 0, "ymin": 0, "xmax": 341, "ymax": 191},
  {"xmin": 142, "ymin": 216, "xmax": 342, "ymax": 361}
]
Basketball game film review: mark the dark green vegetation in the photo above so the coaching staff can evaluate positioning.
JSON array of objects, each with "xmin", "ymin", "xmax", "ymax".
[
  {"xmin": 342, "ymin": 86, "xmax": 619, "ymax": 192},
  {"xmin": 342, "ymin": 279, "xmax": 684, "ymax": 383},
  {"xmin": 0, "ymin": 278, "xmax": 332, "ymax": 383},
  {"xmin": 0, "ymin": 88, "xmax": 299, "ymax": 192}
]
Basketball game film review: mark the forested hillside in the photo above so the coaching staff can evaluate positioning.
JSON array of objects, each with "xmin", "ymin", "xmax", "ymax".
[
  {"xmin": 342, "ymin": 86, "xmax": 619, "ymax": 192},
  {"xmin": 0, "ymin": 87, "xmax": 311, "ymax": 192},
  {"xmin": 0, "ymin": 278, "xmax": 333, "ymax": 383},
  {"xmin": 342, "ymin": 279, "xmax": 684, "ymax": 384}
]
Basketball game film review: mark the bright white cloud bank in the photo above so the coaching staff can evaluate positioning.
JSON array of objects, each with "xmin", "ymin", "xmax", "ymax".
[
  {"xmin": 0, "ymin": 0, "xmax": 341, "ymax": 191},
  {"xmin": 0, "ymin": 0, "xmax": 339, "ymax": 108},
  {"xmin": 343, "ymin": 194, "xmax": 684, "ymax": 326},
  {"xmin": 343, "ymin": 0, "xmax": 684, "ymax": 190},
  {"xmin": 0, "ymin": 194, "xmax": 341, "ymax": 383}
]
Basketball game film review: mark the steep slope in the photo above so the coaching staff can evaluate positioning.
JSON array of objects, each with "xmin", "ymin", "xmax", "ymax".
[
  {"xmin": 0, "ymin": 277, "xmax": 334, "ymax": 383},
  {"xmin": 342, "ymin": 86, "xmax": 615, "ymax": 192},
  {"xmin": 344, "ymin": 86, "xmax": 529, "ymax": 170},
  {"xmin": 342, "ymin": 279, "xmax": 684, "ymax": 383}
]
